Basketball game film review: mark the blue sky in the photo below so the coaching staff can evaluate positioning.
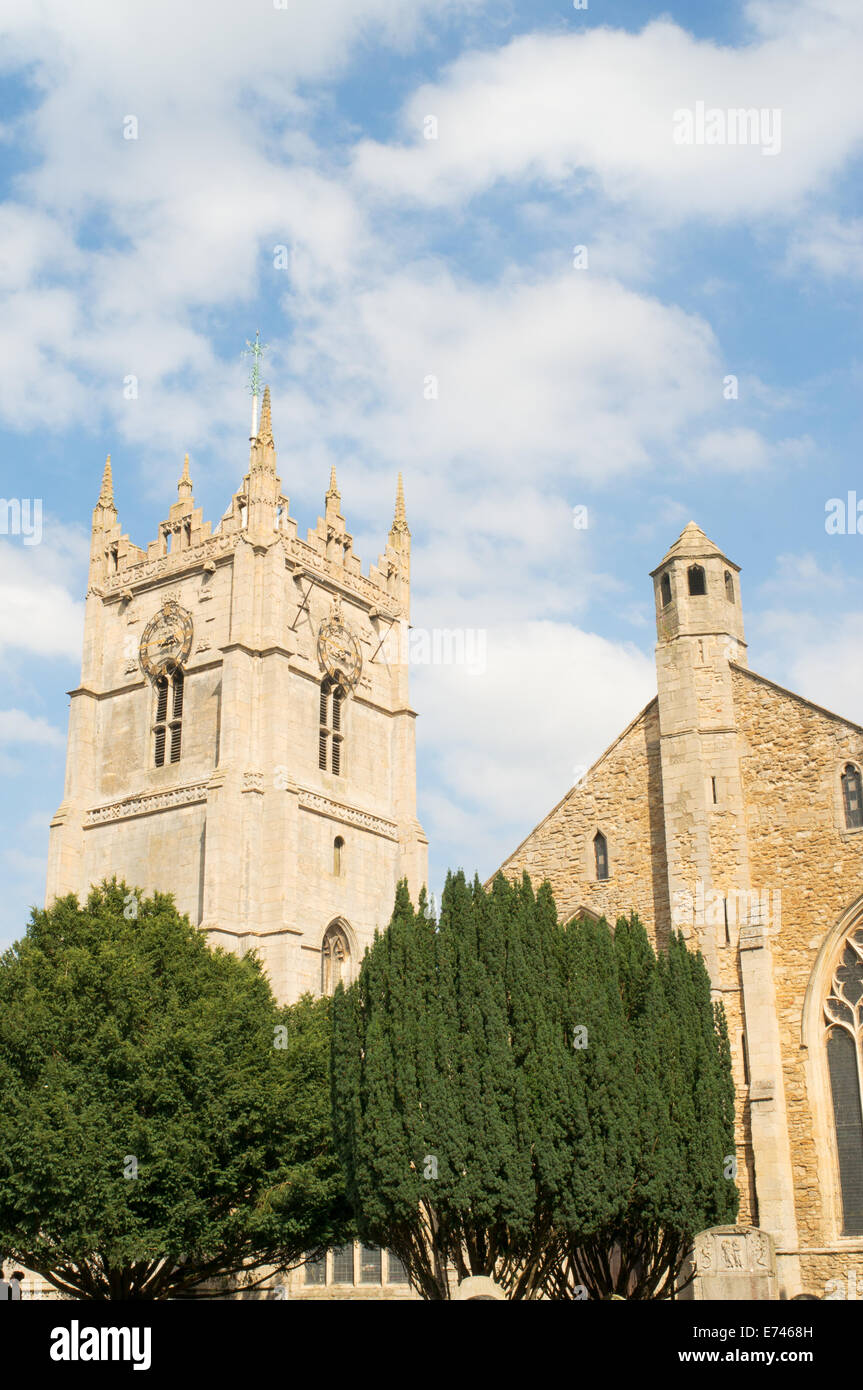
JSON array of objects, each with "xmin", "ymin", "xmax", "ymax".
[{"xmin": 0, "ymin": 0, "xmax": 862, "ymax": 948}]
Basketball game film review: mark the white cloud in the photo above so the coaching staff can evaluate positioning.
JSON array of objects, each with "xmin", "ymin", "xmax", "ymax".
[
  {"xmin": 0, "ymin": 526, "xmax": 87, "ymax": 661},
  {"xmin": 282, "ymin": 265, "xmax": 724, "ymax": 483},
  {"xmin": 787, "ymin": 216, "xmax": 863, "ymax": 279},
  {"xmin": 415, "ymin": 621, "xmax": 657, "ymax": 876},
  {"xmin": 0, "ymin": 710, "xmax": 65, "ymax": 746},
  {"xmin": 354, "ymin": 6, "xmax": 863, "ymax": 222},
  {"xmin": 765, "ymin": 610, "xmax": 863, "ymax": 727}
]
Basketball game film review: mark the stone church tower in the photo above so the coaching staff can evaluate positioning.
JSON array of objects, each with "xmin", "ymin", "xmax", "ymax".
[
  {"xmin": 499, "ymin": 522, "xmax": 863, "ymax": 1299},
  {"xmin": 47, "ymin": 388, "xmax": 428, "ymax": 1004}
]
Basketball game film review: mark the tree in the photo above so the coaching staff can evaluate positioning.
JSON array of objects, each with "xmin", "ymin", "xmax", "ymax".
[
  {"xmin": 0, "ymin": 881, "xmax": 351, "ymax": 1299},
  {"xmin": 332, "ymin": 872, "xmax": 637, "ymax": 1298},
  {"xmin": 551, "ymin": 916, "xmax": 738, "ymax": 1299},
  {"xmin": 332, "ymin": 874, "xmax": 545, "ymax": 1298},
  {"xmin": 333, "ymin": 875, "xmax": 738, "ymax": 1301}
]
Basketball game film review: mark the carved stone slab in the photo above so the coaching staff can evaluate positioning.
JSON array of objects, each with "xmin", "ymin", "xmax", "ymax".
[{"xmin": 678, "ymin": 1226, "xmax": 778, "ymax": 1301}]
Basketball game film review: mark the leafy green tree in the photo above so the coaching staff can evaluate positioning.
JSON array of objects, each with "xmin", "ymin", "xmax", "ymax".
[{"xmin": 0, "ymin": 881, "xmax": 351, "ymax": 1299}]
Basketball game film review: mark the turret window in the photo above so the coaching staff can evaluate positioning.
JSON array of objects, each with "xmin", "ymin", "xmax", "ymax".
[
  {"xmin": 153, "ymin": 669, "xmax": 185, "ymax": 767},
  {"xmin": 594, "ymin": 831, "xmax": 609, "ymax": 881},
  {"xmin": 724, "ymin": 570, "xmax": 735, "ymax": 602},
  {"xmin": 688, "ymin": 564, "xmax": 706, "ymax": 596},
  {"xmin": 842, "ymin": 764, "xmax": 863, "ymax": 830},
  {"xmin": 660, "ymin": 572, "xmax": 672, "ymax": 608},
  {"xmin": 318, "ymin": 678, "xmax": 345, "ymax": 775}
]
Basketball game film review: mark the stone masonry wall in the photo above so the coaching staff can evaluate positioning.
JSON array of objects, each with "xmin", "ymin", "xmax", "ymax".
[{"xmin": 732, "ymin": 665, "xmax": 863, "ymax": 1294}]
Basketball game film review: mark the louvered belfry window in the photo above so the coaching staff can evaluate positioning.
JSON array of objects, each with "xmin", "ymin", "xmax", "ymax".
[
  {"xmin": 825, "ymin": 925, "xmax": 863, "ymax": 1236},
  {"xmin": 318, "ymin": 678, "xmax": 345, "ymax": 775},
  {"xmin": 153, "ymin": 669, "xmax": 185, "ymax": 767}
]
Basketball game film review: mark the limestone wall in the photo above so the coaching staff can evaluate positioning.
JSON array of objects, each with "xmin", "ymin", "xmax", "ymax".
[{"xmin": 732, "ymin": 665, "xmax": 863, "ymax": 1291}]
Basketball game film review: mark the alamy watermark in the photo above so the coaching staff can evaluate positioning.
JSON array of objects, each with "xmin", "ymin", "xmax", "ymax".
[
  {"xmin": 672, "ymin": 879, "xmax": 781, "ymax": 935},
  {"xmin": 673, "ymin": 103, "xmax": 782, "ymax": 157},
  {"xmin": 0, "ymin": 498, "xmax": 42, "ymax": 545},
  {"xmin": 825, "ymin": 493, "xmax": 863, "ymax": 535},
  {"xmin": 378, "ymin": 620, "xmax": 487, "ymax": 677}
]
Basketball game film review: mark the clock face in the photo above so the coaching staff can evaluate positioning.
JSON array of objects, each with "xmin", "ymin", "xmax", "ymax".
[
  {"xmin": 317, "ymin": 616, "xmax": 362, "ymax": 690},
  {"xmin": 139, "ymin": 600, "xmax": 193, "ymax": 679}
]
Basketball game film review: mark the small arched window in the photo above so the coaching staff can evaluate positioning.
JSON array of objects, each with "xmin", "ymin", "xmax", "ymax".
[
  {"xmin": 724, "ymin": 570, "xmax": 735, "ymax": 603},
  {"xmin": 660, "ymin": 572, "xmax": 672, "ymax": 608},
  {"xmin": 824, "ymin": 925, "xmax": 863, "ymax": 1235},
  {"xmin": 688, "ymin": 564, "xmax": 706, "ymax": 596},
  {"xmin": 319, "ymin": 679, "xmax": 345, "ymax": 775},
  {"xmin": 153, "ymin": 668, "xmax": 184, "ymax": 767},
  {"xmin": 842, "ymin": 764, "xmax": 863, "ymax": 830},
  {"xmin": 322, "ymin": 922, "xmax": 351, "ymax": 996},
  {"xmin": 594, "ymin": 831, "xmax": 609, "ymax": 881},
  {"xmin": 333, "ymin": 836, "xmax": 344, "ymax": 876}
]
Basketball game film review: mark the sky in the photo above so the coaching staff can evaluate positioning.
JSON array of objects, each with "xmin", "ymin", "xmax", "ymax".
[{"xmin": 0, "ymin": 0, "xmax": 861, "ymax": 949}]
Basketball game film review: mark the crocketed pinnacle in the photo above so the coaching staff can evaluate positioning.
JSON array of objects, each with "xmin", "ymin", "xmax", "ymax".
[
  {"xmin": 391, "ymin": 471, "xmax": 409, "ymax": 534},
  {"xmin": 257, "ymin": 385, "xmax": 273, "ymax": 446},
  {"xmin": 98, "ymin": 455, "xmax": 114, "ymax": 507},
  {"xmin": 178, "ymin": 451, "xmax": 193, "ymax": 499}
]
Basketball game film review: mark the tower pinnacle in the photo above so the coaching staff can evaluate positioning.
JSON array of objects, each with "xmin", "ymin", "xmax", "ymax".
[
  {"xmin": 178, "ymin": 452, "xmax": 193, "ymax": 500},
  {"xmin": 98, "ymin": 455, "xmax": 114, "ymax": 507},
  {"xmin": 257, "ymin": 385, "xmax": 273, "ymax": 447},
  {"xmin": 391, "ymin": 472, "xmax": 409, "ymax": 535}
]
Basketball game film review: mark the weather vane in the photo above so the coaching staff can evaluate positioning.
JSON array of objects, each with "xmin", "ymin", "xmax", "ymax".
[{"xmin": 242, "ymin": 330, "xmax": 268, "ymax": 437}]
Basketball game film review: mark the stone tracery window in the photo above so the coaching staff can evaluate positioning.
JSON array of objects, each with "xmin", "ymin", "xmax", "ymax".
[
  {"xmin": 841, "ymin": 763, "xmax": 863, "ymax": 830},
  {"xmin": 322, "ymin": 921, "xmax": 351, "ymax": 996},
  {"xmin": 824, "ymin": 924, "xmax": 863, "ymax": 1235}
]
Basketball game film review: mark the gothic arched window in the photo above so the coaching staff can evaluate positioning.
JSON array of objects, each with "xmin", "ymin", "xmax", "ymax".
[
  {"xmin": 594, "ymin": 831, "xmax": 609, "ymax": 881},
  {"xmin": 841, "ymin": 764, "xmax": 863, "ymax": 830},
  {"xmin": 153, "ymin": 669, "xmax": 185, "ymax": 767},
  {"xmin": 660, "ymin": 572, "xmax": 672, "ymax": 608},
  {"xmin": 322, "ymin": 922, "xmax": 351, "ymax": 996},
  {"xmin": 724, "ymin": 570, "xmax": 735, "ymax": 603},
  {"xmin": 824, "ymin": 925, "xmax": 863, "ymax": 1235},
  {"xmin": 688, "ymin": 564, "xmax": 707, "ymax": 596},
  {"xmin": 318, "ymin": 678, "xmax": 345, "ymax": 775}
]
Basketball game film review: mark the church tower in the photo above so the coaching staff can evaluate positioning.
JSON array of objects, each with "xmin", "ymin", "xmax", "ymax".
[
  {"xmin": 47, "ymin": 389, "xmax": 428, "ymax": 1004},
  {"xmin": 651, "ymin": 522, "xmax": 800, "ymax": 1285}
]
